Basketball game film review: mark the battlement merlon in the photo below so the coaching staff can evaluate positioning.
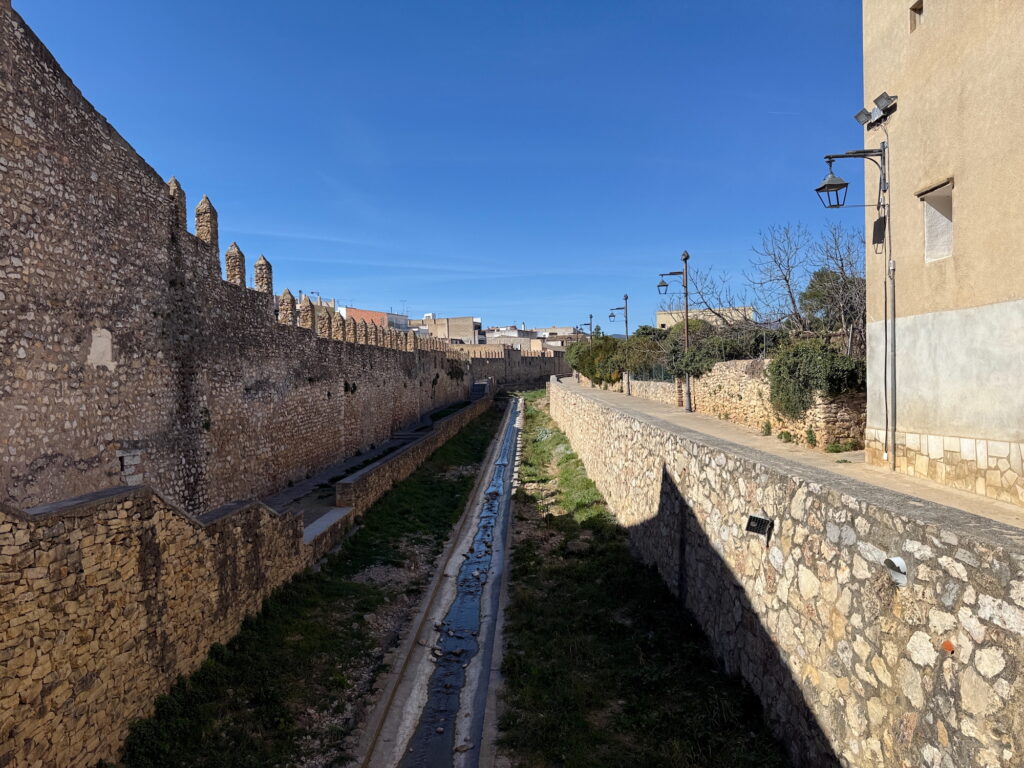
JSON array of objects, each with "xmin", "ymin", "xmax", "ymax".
[
  {"xmin": 225, "ymin": 242, "xmax": 245, "ymax": 287},
  {"xmin": 195, "ymin": 195, "xmax": 218, "ymax": 250},
  {"xmin": 168, "ymin": 177, "xmax": 186, "ymax": 231},
  {"xmin": 254, "ymin": 255, "xmax": 272, "ymax": 294}
]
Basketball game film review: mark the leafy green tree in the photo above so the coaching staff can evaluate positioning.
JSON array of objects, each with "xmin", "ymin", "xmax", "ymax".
[
  {"xmin": 799, "ymin": 268, "xmax": 866, "ymax": 336},
  {"xmin": 767, "ymin": 339, "xmax": 865, "ymax": 418}
]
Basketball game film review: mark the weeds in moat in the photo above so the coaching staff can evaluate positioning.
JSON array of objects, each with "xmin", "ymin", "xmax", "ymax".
[
  {"xmin": 500, "ymin": 390, "xmax": 790, "ymax": 768},
  {"xmin": 118, "ymin": 407, "xmax": 502, "ymax": 768}
]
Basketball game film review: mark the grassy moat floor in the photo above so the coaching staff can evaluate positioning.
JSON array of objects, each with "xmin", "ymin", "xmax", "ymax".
[
  {"xmin": 113, "ymin": 407, "xmax": 503, "ymax": 768},
  {"xmin": 497, "ymin": 390, "xmax": 790, "ymax": 768}
]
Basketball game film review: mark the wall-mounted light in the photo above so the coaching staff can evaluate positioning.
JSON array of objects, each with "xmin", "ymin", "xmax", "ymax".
[
  {"xmin": 746, "ymin": 514, "xmax": 774, "ymax": 546},
  {"xmin": 883, "ymin": 556, "xmax": 908, "ymax": 587}
]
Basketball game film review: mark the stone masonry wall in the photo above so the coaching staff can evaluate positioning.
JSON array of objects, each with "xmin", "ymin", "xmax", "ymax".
[
  {"xmin": 0, "ymin": 488, "xmax": 306, "ymax": 768},
  {"xmin": 335, "ymin": 396, "xmax": 492, "ymax": 517},
  {"xmin": 467, "ymin": 347, "xmax": 570, "ymax": 389},
  {"xmin": 0, "ymin": 398, "xmax": 495, "ymax": 768},
  {"xmin": 0, "ymin": 4, "xmax": 561, "ymax": 517},
  {"xmin": 549, "ymin": 380, "xmax": 1024, "ymax": 768},
  {"xmin": 575, "ymin": 360, "xmax": 866, "ymax": 449},
  {"xmin": 574, "ymin": 374, "xmax": 682, "ymax": 407},
  {"xmin": 691, "ymin": 359, "xmax": 866, "ymax": 448}
]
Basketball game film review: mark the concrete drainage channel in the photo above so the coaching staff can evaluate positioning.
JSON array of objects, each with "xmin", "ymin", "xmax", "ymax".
[{"xmin": 357, "ymin": 397, "xmax": 523, "ymax": 768}]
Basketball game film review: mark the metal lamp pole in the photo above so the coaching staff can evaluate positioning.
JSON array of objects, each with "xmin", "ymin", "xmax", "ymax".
[
  {"xmin": 817, "ymin": 92, "xmax": 896, "ymax": 470},
  {"xmin": 609, "ymin": 294, "xmax": 630, "ymax": 395},
  {"xmin": 658, "ymin": 251, "xmax": 693, "ymax": 411}
]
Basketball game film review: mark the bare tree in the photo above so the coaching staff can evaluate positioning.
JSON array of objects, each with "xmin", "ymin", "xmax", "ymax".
[{"xmin": 745, "ymin": 224, "xmax": 813, "ymax": 330}]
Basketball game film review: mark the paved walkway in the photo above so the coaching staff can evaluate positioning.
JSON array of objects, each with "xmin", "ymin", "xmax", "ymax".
[{"xmin": 562, "ymin": 380, "xmax": 1024, "ymax": 533}]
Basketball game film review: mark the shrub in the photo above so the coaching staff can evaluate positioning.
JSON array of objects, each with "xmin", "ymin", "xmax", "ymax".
[
  {"xmin": 777, "ymin": 430, "xmax": 794, "ymax": 443},
  {"xmin": 767, "ymin": 340, "xmax": 865, "ymax": 419},
  {"xmin": 760, "ymin": 421, "xmax": 772, "ymax": 436},
  {"xmin": 805, "ymin": 428, "xmax": 818, "ymax": 447}
]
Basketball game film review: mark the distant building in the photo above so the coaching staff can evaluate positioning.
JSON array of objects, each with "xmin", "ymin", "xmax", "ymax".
[
  {"xmin": 337, "ymin": 306, "xmax": 410, "ymax": 330},
  {"xmin": 655, "ymin": 307, "xmax": 754, "ymax": 329},
  {"xmin": 531, "ymin": 326, "xmax": 577, "ymax": 338},
  {"xmin": 421, "ymin": 313, "xmax": 482, "ymax": 345},
  {"xmin": 484, "ymin": 326, "xmax": 537, "ymax": 346}
]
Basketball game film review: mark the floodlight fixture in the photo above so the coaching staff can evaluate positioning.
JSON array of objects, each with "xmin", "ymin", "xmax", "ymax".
[
  {"xmin": 854, "ymin": 108, "xmax": 872, "ymax": 126},
  {"xmin": 873, "ymin": 92, "xmax": 896, "ymax": 111}
]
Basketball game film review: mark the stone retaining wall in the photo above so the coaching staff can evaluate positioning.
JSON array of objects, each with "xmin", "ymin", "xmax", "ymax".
[
  {"xmin": 0, "ymin": 401, "xmax": 493, "ymax": 767},
  {"xmin": 691, "ymin": 359, "xmax": 865, "ymax": 448},
  {"xmin": 576, "ymin": 360, "xmax": 866, "ymax": 450},
  {"xmin": 548, "ymin": 380, "xmax": 1024, "ymax": 768},
  {"xmin": 335, "ymin": 397, "xmax": 493, "ymax": 517}
]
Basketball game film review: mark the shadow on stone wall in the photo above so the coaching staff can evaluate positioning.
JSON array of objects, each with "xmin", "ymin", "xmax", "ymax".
[{"xmin": 627, "ymin": 465, "xmax": 841, "ymax": 768}]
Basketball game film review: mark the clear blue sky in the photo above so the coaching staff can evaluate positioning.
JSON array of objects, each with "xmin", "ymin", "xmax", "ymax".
[{"xmin": 18, "ymin": 1, "xmax": 864, "ymax": 330}]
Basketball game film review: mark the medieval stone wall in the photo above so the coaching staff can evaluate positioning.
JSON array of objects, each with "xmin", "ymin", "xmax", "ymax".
[
  {"xmin": 467, "ymin": 347, "xmax": 570, "ymax": 389},
  {"xmin": 0, "ymin": 3, "xmax": 481, "ymax": 516},
  {"xmin": 549, "ymin": 380, "xmax": 1024, "ymax": 768}
]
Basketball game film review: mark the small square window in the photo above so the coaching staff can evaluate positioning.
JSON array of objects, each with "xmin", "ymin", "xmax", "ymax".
[
  {"xmin": 910, "ymin": 1, "xmax": 924, "ymax": 32},
  {"xmin": 920, "ymin": 181, "xmax": 953, "ymax": 262}
]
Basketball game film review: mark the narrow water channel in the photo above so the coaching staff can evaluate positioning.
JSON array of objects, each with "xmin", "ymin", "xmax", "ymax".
[{"xmin": 397, "ymin": 399, "xmax": 519, "ymax": 768}]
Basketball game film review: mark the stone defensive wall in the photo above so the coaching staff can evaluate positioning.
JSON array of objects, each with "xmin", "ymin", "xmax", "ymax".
[
  {"xmin": 0, "ymin": 0, "xmax": 465, "ymax": 516},
  {"xmin": 0, "ymin": 385, "xmax": 492, "ymax": 767},
  {"xmin": 548, "ymin": 378, "xmax": 1024, "ymax": 768},
  {"xmin": 464, "ymin": 346, "xmax": 570, "ymax": 389},
  {"xmin": 0, "ymin": 2, "xmax": 561, "ymax": 517},
  {"xmin": 577, "ymin": 358, "xmax": 865, "ymax": 450}
]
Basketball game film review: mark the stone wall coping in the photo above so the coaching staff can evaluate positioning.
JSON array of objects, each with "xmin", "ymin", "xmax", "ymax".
[
  {"xmin": 552, "ymin": 380, "xmax": 1024, "ymax": 552},
  {"xmin": 3, "ymin": 484, "xmax": 292, "ymax": 536},
  {"xmin": 6, "ymin": 485, "xmax": 200, "ymax": 525}
]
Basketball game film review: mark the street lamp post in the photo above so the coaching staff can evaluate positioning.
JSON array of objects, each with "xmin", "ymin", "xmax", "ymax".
[
  {"xmin": 658, "ymin": 251, "xmax": 693, "ymax": 411},
  {"xmin": 815, "ymin": 91, "xmax": 896, "ymax": 471},
  {"xmin": 608, "ymin": 294, "xmax": 630, "ymax": 395}
]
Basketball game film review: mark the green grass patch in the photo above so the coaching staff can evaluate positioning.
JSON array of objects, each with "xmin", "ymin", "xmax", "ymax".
[
  {"xmin": 118, "ymin": 407, "xmax": 502, "ymax": 768},
  {"xmin": 501, "ymin": 390, "xmax": 789, "ymax": 768}
]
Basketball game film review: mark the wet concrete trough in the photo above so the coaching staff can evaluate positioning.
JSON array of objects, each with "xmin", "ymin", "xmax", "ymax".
[{"xmin": 359, "ymin": 398, "xmax": 521, "ymax": 768}]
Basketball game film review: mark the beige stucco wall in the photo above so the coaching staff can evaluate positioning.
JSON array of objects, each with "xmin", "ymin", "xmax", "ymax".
[
  {"xmin": 863, "ymin": 0, "xmax": 1024, "ymax": 493},
  {"xmin": 862, "ymin": 0, "xmax": 1024, "ymax": 321}
]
